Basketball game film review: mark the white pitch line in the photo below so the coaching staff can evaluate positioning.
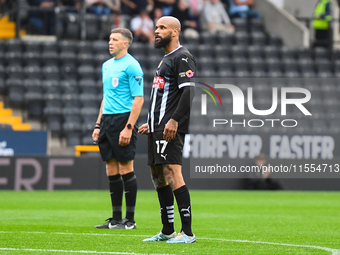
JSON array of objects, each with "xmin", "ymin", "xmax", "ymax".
[
  {"xmin": 1, "ymin": 231, "xmax": 340, "ymax": 255},
  {"xmin": 0, "ymin": 248, "xmax": 174, "ymax": 255},
  {"xmin": 0, "ymin": 231, "xmax": 149, "ymax": 238},
  {"xmin": 199, "ymin": 237, "xmax": 340, "ymax": 255}
]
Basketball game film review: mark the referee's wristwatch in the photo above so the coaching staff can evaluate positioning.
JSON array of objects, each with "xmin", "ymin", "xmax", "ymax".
[{"xmin": 126, "ymin": 123, "xmax": 134, "ymax": 130}]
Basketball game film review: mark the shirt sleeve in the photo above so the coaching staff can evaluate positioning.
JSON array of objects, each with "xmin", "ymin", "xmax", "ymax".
[
  {"xmin": 175, "ymin": 52, "xmax": 196, "ymax": 89},
  {"xmin": 127, "ymin": 60, "xmax": 144, "ymax": 97},
  {"xmin": 219, "ymin": 2, "xmax": 231, "ymax": 25}
]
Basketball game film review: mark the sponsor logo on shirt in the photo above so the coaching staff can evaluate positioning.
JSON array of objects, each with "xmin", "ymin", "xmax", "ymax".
[
  {"xmin": 112, "ymin": 78, "xmax": 119, "ymax": 87},
  {"xmin": 153, "ymin": 76, "xmax": 165, "ymax": 89},
  {"xmin": 179, "ymin": 72, "xmax": 186, "ymax": 78},
  {"xmin": 186, "ymin": 70, "xmax": 194, "ymax": 78}
]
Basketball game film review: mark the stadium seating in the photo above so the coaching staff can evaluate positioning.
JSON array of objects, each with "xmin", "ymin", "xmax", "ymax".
[{"xmin": 1, "ymin": 16, "xmax": 340, "ymax": 147}]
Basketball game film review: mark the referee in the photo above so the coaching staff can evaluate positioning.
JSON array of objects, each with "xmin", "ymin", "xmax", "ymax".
[
  {"xmin": 138, "ymin": 16, "xmax": 196, "ymax": 243},
  {"xmin": 93, "ymin": 28, "xmax": 144, "ymax": 229}
]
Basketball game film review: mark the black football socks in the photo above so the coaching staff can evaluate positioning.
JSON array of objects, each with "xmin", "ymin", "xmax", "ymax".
[
  {"xmin": 174, "ymin": 185, "xmax": 193, "ymax": 236},
  {"xmin": 108, "ymin": 174, "xmax": 123, "ymax": 221},
  {"xmin": 122, "ymin": 172, "xmax": 138, "ymax": 222},
  {"xmin": 157, "ymin": 185, "xmax": 175, "ymax": 235}
]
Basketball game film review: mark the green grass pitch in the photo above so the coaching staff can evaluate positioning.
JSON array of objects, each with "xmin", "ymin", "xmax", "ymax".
[{"xmin": 0, "ymin": 190, "xmax": 339, "ymax": 255}]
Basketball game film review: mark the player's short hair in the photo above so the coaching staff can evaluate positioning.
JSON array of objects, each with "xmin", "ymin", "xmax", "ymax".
[{"xmin": 111, "ymin": 28, "xmax": 133, "ymax": 47}]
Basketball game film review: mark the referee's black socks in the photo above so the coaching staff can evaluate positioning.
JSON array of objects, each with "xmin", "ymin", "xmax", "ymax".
[
  {"xmin": 157, "ymin": 185, "xmax": 175, "ymax": 235},
  {"xmin": 122, "ymin": 172, "xmax": 137, "ymax": 222},
  {"xmin": 108, "ymin": 174, "xmax": 123, "ymax": 221},
  {"xmin": 174, "ymin": 185, "xmax": 193, "ymax": 237}
]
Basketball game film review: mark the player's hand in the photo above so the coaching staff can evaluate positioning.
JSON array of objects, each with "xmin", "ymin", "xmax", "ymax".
[
  {"xmin": 92, "ymin": 128, "xmax": 100, "ymax": 145},
  {"xmin": 119, "ymin": 127, "xmax": 132, "ymax": 146},
  {"xmin": 163, "ymin": 119, "xmax": 178, "ymax": 142},
  {"xmin": 138, "ymin": 123, "xmax": 149, "ymax": 135}
]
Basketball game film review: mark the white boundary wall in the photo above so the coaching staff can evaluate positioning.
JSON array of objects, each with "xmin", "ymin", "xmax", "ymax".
[{"xmin": 253, "ymin": 0, "xmax": 310, "ymax": 47}]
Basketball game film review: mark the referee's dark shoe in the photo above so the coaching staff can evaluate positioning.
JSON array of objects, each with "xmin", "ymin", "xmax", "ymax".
[
  {"xmin": 95, "ymin": 218, "xmax": 120, "ymax": 229},
  {"xmin": 110, "ymin": 218, "xmax": 136, "ymax": 229}
]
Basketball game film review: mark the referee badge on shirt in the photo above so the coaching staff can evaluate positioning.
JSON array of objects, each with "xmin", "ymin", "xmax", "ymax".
[{"xmin": 112, "ymin": 78, "xmax": 119, "ymax": 87}]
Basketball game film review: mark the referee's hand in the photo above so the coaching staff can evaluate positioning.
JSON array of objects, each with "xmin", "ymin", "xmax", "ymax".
[
  {"xmin": 92, "ymin": 129, "xmax": 100, "ymax": 145},
  {"xmin": 163, "ymin": 119, "xmax": 178, "ymax": 142},
  {"xmin": 119, "ymin": 127, "xmax": 132, "ymax": 146}
]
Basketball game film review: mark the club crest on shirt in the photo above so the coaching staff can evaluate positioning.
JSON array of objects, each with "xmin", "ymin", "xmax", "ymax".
[
  {"xmin": 186, "ymin": 70, "xmax": 194, "ymax": 78},
  {"xmin": 153, "ymin": 76, "xmax": 165, "ymax": 89},
  {"xmin": 112, "ymin": 78, "xmax": 119, "ymax": 87}
]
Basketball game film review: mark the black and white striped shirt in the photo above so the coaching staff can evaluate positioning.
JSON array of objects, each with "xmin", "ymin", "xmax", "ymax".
[{"xmin": 147, "ymin": 46, "xmax": 196, "ymax": 134}]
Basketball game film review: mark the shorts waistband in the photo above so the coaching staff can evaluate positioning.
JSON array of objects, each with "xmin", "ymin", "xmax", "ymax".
[{"xmin": 102, "ymin": 112, "xmax": 130, "ymax": 117}]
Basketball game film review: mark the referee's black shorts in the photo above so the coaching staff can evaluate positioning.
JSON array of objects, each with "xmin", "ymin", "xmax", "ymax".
[
  {"xmin": 98, "ymin": 112, "xmax": 137, "ymax": 162},
  {"xmin": 148, "ymin": 131, "xmax": 185, "ymax": 166}
]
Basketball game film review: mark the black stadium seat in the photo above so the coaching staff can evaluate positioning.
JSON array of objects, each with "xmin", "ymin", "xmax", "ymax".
[
  {"xmin": 281, "ymin": 47, "xmax": 296, "ymax": 59},
  {"xmin": 299, "ymin": 58, "xmax": 315, "ymax": 73},
  {"xmin": 43, "ymin": 79, "xmax": 60, "ymax": 94},
  {"xmin": 250, "ymin": 58, "xmax": 266, "ymax": 73},
  {"xmin": 41, "ymin": 41, "xmax": 58, "ymax": 52},
  {"xmin": 268, "ymin": 34, "xmax": 283, "ymax": 46},
  {"xmin": 5, "ymin": 51, "xmax": 23, "ymax": 66},
  {"xmin": 42, "ymin": 65, "xmax": 60, "ymax": 80},
  {"xmin": 232, "ymin": 18, "xmax": 248, "ymax": 32},
  {"xmin": 85, "ymin": 14, "xmax": 101, "ymax": 40},
  {"xmin": 200, "ymin": 32, "xmax": 216, "ymax": 46},
  {"xmin": 266, "ymin": 58, "xmax": 282, "ymax": 72},
  {"xmin": 59, "ymin": 40, "xmax": 77, "ymax": 53},
  {"xmin": 64, "ymin": 13, "xmax": 80, "ymax": 39},
  {"xmin": 77, "ymin": 65, "xmax": 96, "ymax": 79},
  {"xmin": 92, "ymin": 40, "xmax": 108, "ymax": 54},
  {"xmin": 78, "ymin": 79, "xmax": 98, "ymax": 94},
  {"xmin": 23, "ymin": 51, "xmax": 41, "ymax": 66},
  {"xmin": 231, "ymin": 45, "xmax": 248, "ymax": 59},
  {"xmin": 24, "ymin": 65, "xmax": 42, "ymax": 79},
  {"xmin": 251, "ymin": 32, "xmax": 266, "ymax": 46},
  {"xmin": 77, "ymin": 41, "xmax": 93, "ymax": 54},
  {"xmin": 61, "ymin": 79, "xmax": 79, "ymax": 94},
  {"xmin": 5, "ymin": 39, "xmax": 23, "ymax": 52},
  {"xmin": 248, "ymin": 45, "xmax": 263, "ymax": 59},
  {"xmin": 78, "ymin": 53, "xmax": 94, "ymax": 66},
  {"xmin": 216, "ymin": 33, "xmax": 234, "ymax": 46},
  {"xmin": 214, "ymin": 45, "xmax": 231, "ymax": 58},
  {"xmin": 264, "ymin": 46, "xmax": 280, "ymax": 59},
  {"xmin": 60, "ymin": 51, "xmax": 77, "ymax": 66},
  {"xmin": 7, "ymin": 78, "xmax": 25, "ymax": 107},
  {"xmin": 250, "ymin": 19, "xmax": 264, "ymax": 32},
  {"xmin": 297, "ymin": 47, "xmax": 314, "ymax": 59},
  {"xmin": 24, "ymin": 40, "xmax": 41, "ymax": 53},
  {"xmin": 0, "ymin": 52, "xmax": 4, "ymax": 66},
  {"xmin": 314, "ymin": 47, "xmax": 329, "ymax": 59},
  {"xmin": 234, "ymin": 32, "xmax": 250, "ymax": 45},
  {"xmin": 0, "ymin": 78, "xmax": 4, "ymax": 94},
  {"xmin": 6, "ymin": 64, "xmax": 23, "ymax": 79}
]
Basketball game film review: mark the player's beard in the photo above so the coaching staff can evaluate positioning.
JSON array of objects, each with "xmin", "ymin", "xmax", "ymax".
[{"xmin": 154, "ymin": 32, "xmax": 172, "ymax": 49}]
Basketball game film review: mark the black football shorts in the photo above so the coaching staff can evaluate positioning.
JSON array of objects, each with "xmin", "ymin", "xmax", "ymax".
[
  {"xmin": 98, "ymin": 112, "xmax": 137, "ymax": 162},
  {"xmin": 148, "ymin": 131, "xmax": 185, "ymax": 166}
]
